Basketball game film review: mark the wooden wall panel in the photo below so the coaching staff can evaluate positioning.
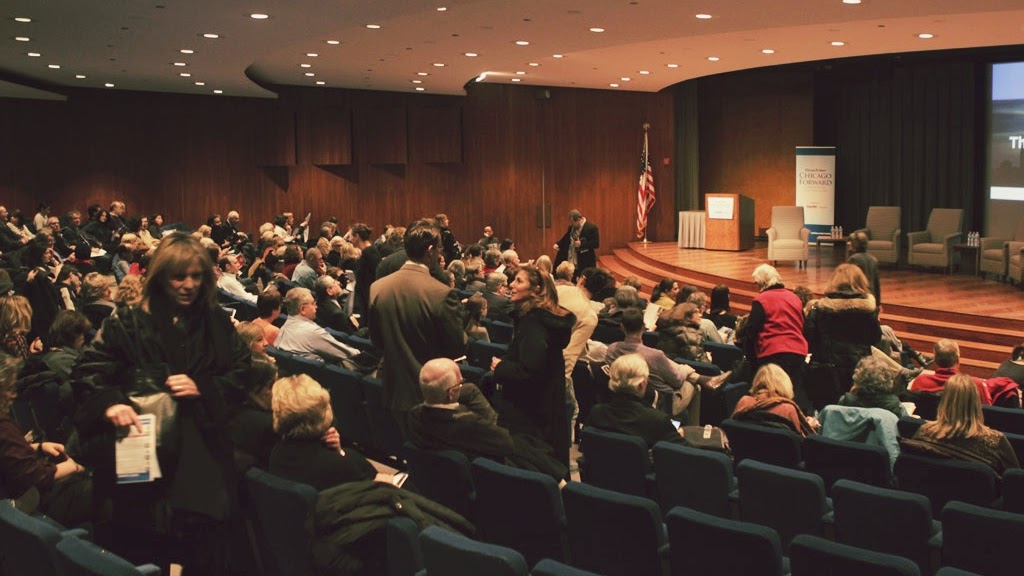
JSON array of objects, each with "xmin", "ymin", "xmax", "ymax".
[
  {"xmin": 363, "ymin": 107, "xmax": 408, "ymax": 164},
  {"xmin": 411, "ymin": 106, "xmax": 462, "ymax": 163},
  {"xmin": 308, "ymin": 107, "xmax": 352, "ymax": 165}
]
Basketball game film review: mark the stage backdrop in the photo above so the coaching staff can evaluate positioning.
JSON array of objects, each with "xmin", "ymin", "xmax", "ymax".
[{"xmin": 795, "ymin": 146, "xmax": 836, "ymax": 237}]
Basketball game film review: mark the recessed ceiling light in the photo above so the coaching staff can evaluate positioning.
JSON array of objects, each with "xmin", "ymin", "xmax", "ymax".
[
  {"xmin": 515, "ymin": 40, "xmax": 529, "ymax": 46},
  {"xmin": 47, "ymin": 64, "xmax": 60, "ymax": 69},
  {"xmin": 416, "ymin": 87, "xmax": 426, "ymax": 91},
  {"xmin": 304, "ymin": 72, "xmax": 315, "ymax": 76},
  {"xmin": 707, "ymin": 56, "xmax": 720, "ymax": 61},
  {"xmin": 14, "ymin": 17, "xmax": 32, "ymax": 23},
  {"xmin": 621, "ymin": 77, "xmax": 631, "ymax": 81},
  {"xmin": 843, "ymin": 0, "xmax": 861, "ymax": 4},
  {"xmin": 15, "ymin": 37, "xmax": 30, "ymax": 42},
  {"xmin": 436, "ymin": 6, "xmax": 447, "ymax": 11},
  {"xmin": 366, "ymin": 24, "xmax": 381, "ymax": 29},
  {"xmin": 326, "ymin": 40, "xmax": 340, "ymax": 45},
  {"xmin": 528, "ymin": 62, "xmax": 539, "ymax": 66},
  {"xmin": 433, "ymin": 62, "xmax": 445, "ymax": 67},
  {"xmin": 75, "ymin": 74, "xmax": 86, "ymax": 79},
  {"xmin": 250, "ymin": 13, "xmax": 269, "ymax": 19},
  {"xmin": 300, "ymin": 63, "xmax": 312, "ymax": 68},
  {"xmin": 553, "ymin": 54, "xmax": 564, "ymax": 58},
  {"xmin": 610, "ymin": 83, "xmax": 619, "ymax": 88},
  {"xmin": 516, "ymin": 71, "xmax": 526, "ymax": 75},
  {"xmin": 180, "ymin": 72, "xmax": 191, "ymax": 77},
  {"xmin": 762, "ymin": 49, "xmax": 775, "ymax": 54},
  {"xmin": 917, "ymin": 33, "xmax": 934, "ymax": 39},
  {"xmin": 202, "ymin": 33, "xmax": 219, "ymax": 39},
  {"xmin": 511, "ymin": 78, "xmax": 521, "ymax": 82},
  {"xmin": 213, "ymin": 89, "xmax": 223, "ymax": 94},
  {"xmin": 105, "ymin": 83, "xmax": 115, "ymax": 88},
  {"xmin": 464, "ymin": 52, "xmax": 478, "ymax": 57},
  {"xmin": 417, "ymin": 72, "xmax": 429, "ymax": 76},
  {"xmin": 180, "ymin": 49, "xmax": 194, "ymax": 54},
  {"xmin": 306, "ymin": 53, "xmax": 318, "ymax": 57},
  {"xmin": 639, "ymin": 70, "xmax": 650, "ymax": 75},
  {"xmin": 667, "ymin": 63, "xmax": 679, "ymax": 68},
  {"xmin": 589, "ymin": 27, "xmax": 605, "ymax": 33},
  {"xmin": 194, "ymin": 81, "xmax": 205, "ymax": 86},
  {"xmin": 696, "ymin": 14, "xmax": 712, "ymax": 19},
  {"xmin": 27, "ymin": 52, "xmax": 40, "ymax": 57},
  {"xmin": 315, "ymin": 81, "xmax": 325, "ymax": 85},
  {"xmin": 831, "ymin": 41, "xmax": 845, "ymax": 46},
  {"xmin": 173, "ymin": 62, "xmax": 187, "ymax": 66},
  {"xmin": 412, "ymin": 80, "xmax": 422, "ymax": 84}
]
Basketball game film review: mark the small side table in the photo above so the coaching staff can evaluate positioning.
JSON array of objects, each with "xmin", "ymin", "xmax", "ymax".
[
  {"xmin": 816, "ymin": 237, "xmax": 848, "ymax": 268},
  {"xmin": 951, "ymin": 243, "xmax": 980, "ymax": 276}
]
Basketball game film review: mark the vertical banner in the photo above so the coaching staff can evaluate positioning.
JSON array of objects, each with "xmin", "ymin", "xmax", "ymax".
[{"xmin": 795, "ymin": 146, "xmax": 836, "ymax": 238}]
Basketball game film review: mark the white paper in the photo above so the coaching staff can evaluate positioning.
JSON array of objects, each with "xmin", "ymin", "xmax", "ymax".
[
  {"xmin": 116, "ymin": 414, "xmax": 162, "ymax": 484},
  {"xmin": 643, "ymin": 302, "xmax": 662, "ymax": 332},
  {"xmin": 707, "ymin": 196, "xmax": 735, "ymax": 220}
]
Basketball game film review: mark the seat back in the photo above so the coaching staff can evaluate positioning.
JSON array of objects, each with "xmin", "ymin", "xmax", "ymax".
[
  {"xmin": 666, "ymin": 506, "xmax": 785, "ymax": 576},
  {"xmin": 244, "ymin": 468, "xmax": 318, "ymax": 576},
  {"xmin": 789, "ymin": 534, "xmax": 921, "ymax": 576},
  {"xmin": 652, "ymin": 442, "xmax": 735, "ymax": 518},
  {"xmin": 865, "ymin": 206, "xmax": 901, "ymax": 242},
  {"xmin": 676, "ymin": 357, "xmax": 722, "ymax": 376},
  {"xmin": 770, "ymin": 206, "xmax": 806, "ymax": 240},
  {"xmin": 467, "ymin": 340, "xmax": 509, "ymax": 371},
  {"xmin": 736, "ymin": 459, "xmax": 829, "ymax": 552},
  {"xmin": 404, "ymin": 444, "xmax": 475, "ymax": 520},
  {"xmin": 1002, "ymin": 468, "xmax": 1024, "ymax": 514},
  {"xmin": 590, "ymin": 323, "xmax": 625, "ymax": 345},
  {"xmin": 578, "ymin": 427, "xmax": 652, "ymax": 498},
  {"xmin": 926, "ymin": 208, "xmax": 964, "ymax": 239},
  {"xmin": 0, "ymin": 502, "xmax": 64, "ymax": 576},
  {"xmin": 55, "ymin": 535, "xmax": 161, "ymax": 576},
  {"xmin": 897, "ymin": 415, "xmax": 926, "ymax": 438},
  {"xmin": 419, "ymin": 525, "xmax": 529, "ymax": 576},
  {"xmin": 480, "ymin": 318, "xmax": 514, "ymax": 345},
  {"xmin": 361, "ymin": 375, "xmax": 407, "ymax": 461},
  {"xmin": 941, "ymin": 500, "xmax": 1024, "ymax": 576},
  {"xmin": 831, "ymin": 479, "xmax": 935, "ymax": 573},
  {"xmin": 312, "ymin": 364, "xmax": 373, "ymax": 448},
  {"xmin": 531, "ymin": 558, "xmax": 602, "ymax": 576},
  {"xmin": 802, "ymin": 435, "xmax": 892, "ymax": 491},
  {"xmin": 386, "ymin": 517, "xmax": 423, "ymax": 576},
  {"xmin": 720, "ymin": 418, "xmax": 803, "ymax": 468},
  {"xmin": 704, "ymin": 341, "xmax": 744, "ymax": 372},
  {"xmin": 893, "ymin": 453, "xmax": 999, "ymax": 515},
  {"xmin": 471, "ymin": 457, "xmax": 567, "ymax": 565},
  {"xmin": 981, "ymin": 404, "xmax": 1024, "ymax": 435},
  {"xmin": 561, "ymin": 482, "xmax": 666, "ymax": 576}
]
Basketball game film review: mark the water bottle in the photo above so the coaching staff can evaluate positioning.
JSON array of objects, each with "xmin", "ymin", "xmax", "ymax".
[{"xmin": 839, "ymin": 226, "xmax": 844, "ymax": 238}]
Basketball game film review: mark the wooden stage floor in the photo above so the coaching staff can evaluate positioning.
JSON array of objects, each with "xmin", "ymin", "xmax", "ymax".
[{"xmin": 627, "ymin": 241, "xmax": 1024, "ymax": 323}]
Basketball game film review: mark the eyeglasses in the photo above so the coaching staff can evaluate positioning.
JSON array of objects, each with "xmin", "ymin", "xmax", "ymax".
[{"xmin": 446, "ymin": 379, "xmax": 464, "ymax": 394}]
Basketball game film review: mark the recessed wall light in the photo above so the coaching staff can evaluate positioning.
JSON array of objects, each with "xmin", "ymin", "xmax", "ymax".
[
  {"xmin": 173, "ymin": 62, "xmax": 187, "ymax": 66},
  {"xmin": 553, "ymin": 54, "xmax": 564, "ymax": 58},
  {"xmin": 194, "ymin": 81, "xmax": 205, "ymax": 86},
  {"xmin": 316, "ymin": 81, "xmax": 325, "ymax": 85},
  {"xmin": 306, "ymin": 53, "xmax": 318, "ymax": 57},
  {"xmin": 639, "ymin": 70, "xmax": 650, "ymax": 75},
  {"xmin": 417, "ymin": 72, "xmax": 429, "ymax": 76},
  {"xmin": 696, "ymin": 14, "xmax": 712, "ymax": 19},
  {"xmin": 180, "ymin": 72, "xmax": 191, "ymax": 77},
  {"xmin": 180, "ymin": 49, "xmax": 194, "ymax": 54},
  {"xmin": 213, "ymin": 89, "xmax": 223, "ymax": 94},
  {"xmin": 15, "ymin": 37, "xmax": 30, "ymax": 42},
  {"xmin": 464, "ymin": 52, "xmax": 478, "ymax": 57},
  {"xmin": 416, "ymin": 87, "xmax": 426, "ymax": 90},
  {"xmin": 589, "ymin": 27, "xmax": 605, "ymax": 33},
  {"xmin": 202, "ymin": 33, "xmax": 219, "ymax": 39},
  {"xmin": 436, "ymin": 6, "xmax": 447, "ymax": 11},
  {"xmin": 326, "ymin": 40, "xmax": 340, "ymax": 45},
  {"xmin": 917, "ymin": 33, "xmax": 934, "ymax": 39},
  {"xmin": 366, "ymin": 24, "xmax": 381, "ymax": 29},
  {"xmin": 621, "ymin": 77, "xmax": 631, "ymax": 81},
  {"xmin": 831, "ymin": 41, "xmax": 845, "ymax": 46},
  {"xmin": 14, "ymin": 17, "xmax": 32, "ymax": 23},
  {"xmin": 104, "ymin": 83, "xmax": 115, "ymax": 88},
  {"xmin": 433, "ymin": 62, "xmax": 445, "ymax": 67},
  {"xmin": 304, "ymin": 72, "xmax": 315, "ymax": 76},
  {"xmin": 249, "ymin": 13, "xmax": 269, "ymax": 20},
  {"xmin": 843, "ymin": 0, "xmax": 861, "ymax": 4},
  {"xmin": 707, "ymin": 56, "xmax": 720, "ymax": 61},
  {"xmin": 511, "ymin": 78, "xmax": 521, "ymax": 82},
  {"xmin": 515, "ymin": 40, "xmax": 529, "ymax": 46},
  {"xmin": 516, "ymin": 71, "xmax": 526, "ymax": 75},
  {"xmin": 667, "ymin": 63, "xmax": 679, "ymax": 68},
  {"xmin": 762, "ymin": 49, "xmax": 775, "ymax": 54},
  {"xmin": 27, "ymin": 52, "xmax": 40, "ymax": 57},
  {"xmin": 412, "ymin": 80, "xmax": 422, "ymax": 84},
  {"xmin": 75, "ymin": 74, "xmax": 86, "ymax": 79},
  {"xmin": 300, "ymin": 63, "xmax": 311, "ymax": 68},
  {"xmin": 47, "ymin": 64, "xmax": 59, "ymax": 69}
]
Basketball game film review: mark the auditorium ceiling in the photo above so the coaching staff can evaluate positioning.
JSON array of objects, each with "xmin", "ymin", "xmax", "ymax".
[{"xmin": 1, "ymin": 0, "xmax": 1022, "ymax": 99}]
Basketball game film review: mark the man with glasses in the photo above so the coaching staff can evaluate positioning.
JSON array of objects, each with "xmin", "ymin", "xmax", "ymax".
[{"xmin": 276, "ymin": 287, "xmax": 360, "ymax": 364}]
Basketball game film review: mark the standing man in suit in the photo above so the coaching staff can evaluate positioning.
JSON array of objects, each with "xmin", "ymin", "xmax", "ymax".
[
  {"xmin": 554, "ymin": 209, "xmax": 600, "ymax": 280},
  {"xmin": 369, "ymin": 219, "xmax": 466, "ymax": 435}
]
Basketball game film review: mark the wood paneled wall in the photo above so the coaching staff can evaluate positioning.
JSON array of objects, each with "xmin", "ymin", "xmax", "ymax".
[{"xmin": 0, "ymin": 83, "xmax": 674, "ymax": 263}]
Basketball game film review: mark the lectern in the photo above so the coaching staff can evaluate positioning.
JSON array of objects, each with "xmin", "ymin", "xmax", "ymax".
[{"xmin": 704, "ymin": 194, "xmax": 755, "ymax": 251}]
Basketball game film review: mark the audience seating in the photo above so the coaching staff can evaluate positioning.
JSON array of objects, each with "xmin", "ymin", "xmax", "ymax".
[
  {"xmin": 471, "ymin": 457, "xmax": 568, "ymax": 566},
  {"xmin": 530, "ymin": 558, "xmax": 601, "ymax": 576},
  {"xmin": 897, "ymin": 415, "xmax": 926, "ymax": 438},
  {"xmin": 940, "ymin": 501, "xmax": 1024, "ymax": 576},
  {"xmin": 736, "ymin": 460, "xmax": 831, "ymax": 552},
  {"xmin": 699, "ymin": 380, "xmax": 750, "ymax": 426},
  {"xmin": 578, "ymin": 427, "xmax": 655, "ymax": 499},
  {"xmin": 467, "ymin": 340, "xmax": 509, "ymax": 371},
  {"xmin": 703, "ymin": 341, "xmax": 744, "ymax": 372},
  {"xmin": 386, "ymin": 517, "xmax": 423, "ymax": 576},
  {"xmin": 979, "ymin": 215, "xmax": 1024, "ymax": 281},
  {"xmin": 642, "ymin": 330, "xmax": 659, "ymax": 348},
  {"xmin": 1002, "ymin": 468, "xmax": 1024, "ymax": 514},
  {"xmin": 652, "ymin": 442, "xmax": 736, "ymax": 518},
  {"xmin": 666, "ymin": 506, "xmax": 788, "ymax": 576},
  {"xmin": 802, "ymin": 435, "xmax": 893, "ymax": 491},
  {"xmin": 0, "ymin": 502, "xmax": 76, "ymax": 576},
  {"xmin": 481, "ymin": 318, "xmax": 514, "ymax": 345},
  {"xmin": 830, "ymin": 479, "xmax": 940, "ymax": 574},
  {"xmin": 310, "ymin": 363, "xmax": 374, "ymax": 449},
  {"xmin": 55, "ymin": 535, "xmax": 161, "ymax": 576},
  {"xmin": 589, "ymin": 323, "xmax": 625, "ymax": 345},
  {"xmin": 902, "ymin": 391, "xmax": 941, "ymax": 420},
  {"xmin": 981, "ymin": 404, "xmax": 1024, "ymax": 435},
  {"xmin": 346, "ymin": 334, "xmax": 383, "ymax": 356},
  {"xmin": 893, "ymin": 453, "xmax": 999, "ymax": 515},
  {"xmin": 674, "ymin": 357, "xmax": 722, "ymax": 376},
  {"xmin": 457, "ymin": 362, "xmax": 486, "ymax": 385},
  {"xmin": 789, "ymin": 534, "xmax": 921, "ymax": 576},
  {"xmin": 403, "ymin": 444, "xmax": 476, "ymax": 520},
  {"xmin": 934, "ymin": 568, "xmax": 982, "ymax": 576},
  {"xmin": 766, "ymin": 205, "xmax": 810, "ymax": 268},
  {"xmin": 361, "ymin": 375, "xmax": 408, "ymax": 463},
  {"xmin": 244, "ymin": 467, "xmax": 318, "ymax": 576},
  {"xmin": 907, "ymin": 208, "xmax": 963, "ymax": 271},
  {"xmin": 720, "ymin": 419, "xmax": 803, "ymax": 468},
  {"xmin": 561, "ymin": 482, "xmax": 668, "ymax": 576},
  {"xmin": 1004, "ymin": 431, "xmax": 1024, "ymax": 463},
  {"xmin": 418, "ymin": 525, "xmax": 529, "ymax": 576},
  {"xmin": 855, "ymin": 206, "xmax": 902, "ymax": 265},
  {"xmin": 217, "ymin": 289, "xmax": 258, "ymax": 321}
]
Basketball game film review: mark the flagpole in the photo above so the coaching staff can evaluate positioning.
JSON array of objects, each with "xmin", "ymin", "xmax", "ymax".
[{"xmin": 641, "ymin": 123, "xmax": 650, "ymax": 245}]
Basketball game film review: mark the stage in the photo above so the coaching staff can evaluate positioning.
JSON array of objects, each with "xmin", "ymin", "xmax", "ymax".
[{"xmin": 598, "ymin": 241, "xmax": 1024, "ymax": 377}]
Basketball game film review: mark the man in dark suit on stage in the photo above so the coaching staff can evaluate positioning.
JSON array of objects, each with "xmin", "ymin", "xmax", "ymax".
[
  {"xmin": 369, "ymin": 219, "xmax": 466, "ymax": 435},
  {"xmin": 847, "ymin": 231, "xmax": 881, "ymax": 304},
  {"xmin": 554, "ymin": 209, "xmax": 600, "ymax": 279}
]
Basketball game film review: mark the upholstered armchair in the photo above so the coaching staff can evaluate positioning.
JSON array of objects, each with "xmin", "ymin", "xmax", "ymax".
[
  {"xmin": 980, "ymin": 217, "xmax": 1024, "ymax": 281},
  {"xmin": 767, "ymin": 206, "xmax": 810, "ymax": 268},
  {"xmin": 1009, "ymin": 244, "xmax": 1024, "ymax": 285},
  {"xmin": 906, "ymin": 208, "xmax": 963, "ymax": 271},
  {"xmin": 853, "ymin": 206, "xmax": 901, "ymax": 265}
]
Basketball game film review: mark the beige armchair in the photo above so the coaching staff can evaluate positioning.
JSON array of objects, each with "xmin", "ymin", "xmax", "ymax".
[
  {"xmin": 853, "ymin": 206, "xmax": 901, "ymax": 265},
  {"xmin": 980, "ymin": 217, "xmax": 1024, "ymax": 281},
  {"xmin": 907, "ymin": 208, "xmax": 963, "ymax": 272},
  {"xmin": 1009, "ymin": 245, "xmax": 1024, "ymax": 285},
  {"xmin": 767, "ymin": 206, "xmax": 810, "ymax": 268}
]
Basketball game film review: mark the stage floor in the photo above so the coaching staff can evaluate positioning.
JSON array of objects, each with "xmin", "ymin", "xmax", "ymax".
[{"xmin": 626, "ymin": 241, "xmax": 1024, "ymax": 322}]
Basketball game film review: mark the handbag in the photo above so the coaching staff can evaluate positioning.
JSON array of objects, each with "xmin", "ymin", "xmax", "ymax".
[
  {"xmin": 679, "ymin": 425, "xmax": 730, "ymax": 453},
  {"xmin": 128, "ymin": 364, "xmax": 176, "ymax": 448}
]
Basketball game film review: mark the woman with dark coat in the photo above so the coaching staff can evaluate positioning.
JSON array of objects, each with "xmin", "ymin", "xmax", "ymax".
[
  {"xmin": 803, "ymin": 264, "xmax": 881, "ymax": 400},
  {"xmin": 491, "ymin": 266, "xmax": 575, "ymax": 469},
  {"xmin": 72, "ymin": 233, "xmax": 251, "ymax": 574},
  {"xmin": 82, "ymin": 210, "xmax": 113, "ymax": 250}
]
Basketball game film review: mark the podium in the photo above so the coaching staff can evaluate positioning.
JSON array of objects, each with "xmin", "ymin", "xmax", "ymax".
[{"xmin": 704, "ymin": 194, "xmax": 755, "ymax": 251}]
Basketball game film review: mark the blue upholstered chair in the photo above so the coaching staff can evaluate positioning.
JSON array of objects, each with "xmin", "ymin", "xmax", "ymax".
[
  {"xmin": 652, "ymin": 442, "xmax": 736, "ymax": 518},
  {"xmin": 1002, "ymin": 468, "xmax": 1024, "ymax": 514},
  {"xmin": 789, "ymin": 534, "xmax": 920, "ymax": 576},
  {"xmin": 467, "ymin": 340, "xmax": 509, "ymax": 371},
  {"xmin": 703, "ymin": 341, "xmax": 745, "ymax": 372},
  {"xmin": 471, "ymin": 457, "xmax": 568, "ymax": 565},
  {"xmin": 55, "ymin": 535, "xmax": 161, "ymax": 575},
  {"xmin": 404, "ymin": 444, "xmax": 475, "ymax": 520},
  {"xmin": 981, "ymin": 404, "xmax": 1024, "ymax": 435},
  {"xmin": 0, "ymin": 501, "xmax": 73, "ymax": 576},
  {"xmin": 736, "ymin": 460, "xmax": 831, "ymax": 552},
  {"xmin": 418, "ymin": 525, "xmax": 529, "ymax": 576},
  {"xmin": 361, "ymin": 375, "xmax": 407, "ymax": 462},
  {"xmin": 666, "ymin": 506, "xmax": 788, "ymax": 576},
  {"xmin": 897, "ymin": 415, "xmax": 926, "ymax": 438},
  {"xmin": 720, "ymin": 418, "xmax": 803, "ymax": 468},
  {"xmin": 531, "ymin": 558, "xmax": 602, "ymax": 576},
  {"xmin": 940, "ymin": 501, "xmax": 1024, "ymax": 576},
  {"xmin": 802, "ymin": 435, "xmax": 893, "ymax": 491},
  {"xmin": 578, "ymin": 427, "xmax": 655, "ymax": 499},
  {"xmin": 386, "ymin": 517, "xmax": 423, "ymax": 576},
  {"xmin": 310, "ymin": 363, "xmax": 374, "ymax": 449},
  {"xmin": 894, "ymin": 453, "xmax": 999, "ymax": 515},
  {"xmin": 244, "ymin": 467, "xmax": 318, "ymax": 576}
]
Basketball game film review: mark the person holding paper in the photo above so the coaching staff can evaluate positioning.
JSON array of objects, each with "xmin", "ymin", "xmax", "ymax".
[{"xmin": 73, "ymin": 233, "xmax": 251, "ymax": 575}]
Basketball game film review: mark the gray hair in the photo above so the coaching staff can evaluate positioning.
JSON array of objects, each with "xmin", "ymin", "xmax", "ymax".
[
  {"xmin": 283, "ymin": 287, "xmax": 314, "ymax": 315},
  {"xmin": 752, "ymin": 264, "xmax": 783, "ymax": 289},
  {"xmin": 607, "ymin": 353, "xmax": 649, "ymax": 397},
  {"xmin": 485, "ymin": 272, "xmax": 507, "ymax": 292}
]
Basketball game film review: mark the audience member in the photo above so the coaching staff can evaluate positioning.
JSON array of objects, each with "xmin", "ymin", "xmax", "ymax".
[
  {"xmin": 252, "ymin": 290, "xmax": 282, "ymax": 346},
  {"xmin": 350, "ymin": 222, "xmax": 379, "ymax": 316},
  {"xmin": 462, "ymin": 293, "xmax": 490, "ymax": 343},
  {"xmin": 80, "ymin": 272, "xmax": 116, "ymax": 329},
  {"xmin": 277, "ymin": 287, "xmax": 361, "ymax": 364},
  {"xmin": 41, "ymin": 310, "xmax": 91, "ymax": 381},
  {"xmin": 993, "ymin": 342, "xmax": 1024, "ymax": 386},
  {"xmin": 651, "ymin": 279, "xmax": 679, "ymax": 309},
  {"xmin": 236, "ymin": 321, "xmax": 274, "ymax": 365},
  {"xmin": 910, "ymin": 339, "xmax": 994, "ymax": 404},
  {"xmin": 554, "ymin": 209, "xmax": 600, "ymax": 279},
  {"xmin": 113, "ymin": 274, "xmax": 144, "ymax": 308},
  {"xmin": 589, "ymin": 353, "xmax": 686, "ymax": 447},
  {"xmin": 482, "ymin": 271, "xmax": 514, "ymax": 323},
  {"xmin": 685, "ymin": 291, "xmax": 726, "ymax": 344},
  {"xmin": 0, "ymin": 294, "xmax": 41, "ymax": 359},
  {"xmin": 217, "ymin": 255, "xmax": 257, "ymax": 304},
  {"xmin": 708, "ymin": 284, "xmax": 737, "ymax": 330},
  {"xmin": 733, "ymin": 363, "xmax": 819, "ymax": 437},
  {"xmin": 553, "ymin": 267, "xmax": 598, "ymax": 434},
  {"xmin": 656, "ymin": 302, "xmax": 708, "ymax": 362},
  {"xmin": 314, "ymin": 274, "xmax": 358, "ymax": 335},
  {"xmin": 838, "ymin": 355, "xmax": 906, "ymax": 417},
  {"xmin": 577, "ymin": 267, "xmax": 617, "ymax": 310},
  {"xmin": 478, "ymin": 225, "xmax": 500, "ymax": 247},
  {"xmin": 228, "ymin": 355, "xmax": 278, "ymax": 470},
  {"xmin": 436, "ymin": 213, "xmax": 461, "ymax": 266},
  {"xmin": 847, "ymin": 230, "xmax": 881, "ymax": 304},
  {"xmin": 291, "ymin": 247, "xmax": 324, "ymax": 291}
]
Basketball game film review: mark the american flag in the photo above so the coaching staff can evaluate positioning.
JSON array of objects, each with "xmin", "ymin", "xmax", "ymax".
[{"xmin": 636, "ymin": 124, "xmax": 656, "ymax": 239}]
